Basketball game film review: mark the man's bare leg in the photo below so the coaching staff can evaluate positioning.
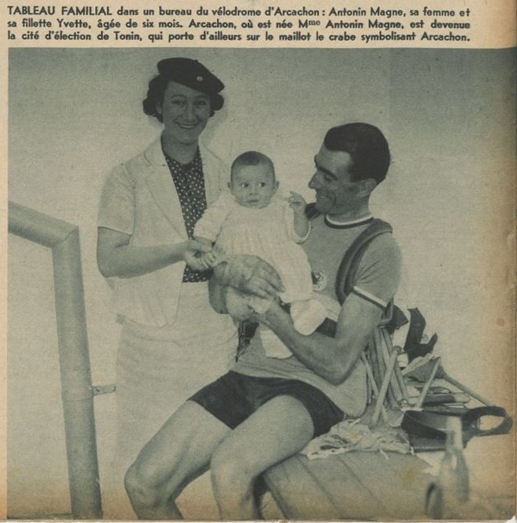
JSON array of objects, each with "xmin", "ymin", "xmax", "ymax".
[
  {"xmin": 125, "ymin": 401, "xmax": 231, "ymax": 520},
  {"xmin": 210, "ymin": 395, "xmax": 314, "ymax": 520}
]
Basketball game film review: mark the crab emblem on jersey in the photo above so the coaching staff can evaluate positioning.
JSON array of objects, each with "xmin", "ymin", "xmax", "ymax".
[{"xmin": 311, "ymin": 271, "xmax": 328, "ymax": 292}]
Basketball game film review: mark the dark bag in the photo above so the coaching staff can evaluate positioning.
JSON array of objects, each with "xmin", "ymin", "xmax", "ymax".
[{"xmin": 401, "ymin": 406, "xmax": 513, "ymax": 452}]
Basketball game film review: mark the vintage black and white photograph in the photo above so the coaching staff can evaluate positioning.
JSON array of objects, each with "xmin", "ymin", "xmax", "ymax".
[{"xmin": 7, "ymin": 47, "xmax": 515, "ymax": 520}]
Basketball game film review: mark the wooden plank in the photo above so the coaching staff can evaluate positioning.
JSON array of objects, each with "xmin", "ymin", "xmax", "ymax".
[
  {"xmin": 295, "ymin": 453, "xmax": 387, "ymax": 519},
  {"xmin": 376, "ymin": 329, "xmax": 403, "ymax": 404},
  {"xmin": 335, "ymin": 452, "xmax": 432, "ymax": 519},
  {"xmin": 264, "ymin": 455, "xmax": 343, "ymax": 520},
  {"xmin": 368, "ymin": 339, "xmax": 383, "ymax": 392},
  {"xmin": 265, "ymin": 452, "xmax": 433, "ymax": 520},
  {"xmin": 265, "ymin": 453, "xmax": 387, "ymax": 520},
  {"xmin": 380, "ymin": 328, "xmax": 410, "ymax": 403}
]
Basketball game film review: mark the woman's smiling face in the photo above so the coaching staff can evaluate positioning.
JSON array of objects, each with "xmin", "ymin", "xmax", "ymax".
[{"xmin": 159, "ymin": 81, "xmax": 211, "ymax": 147}]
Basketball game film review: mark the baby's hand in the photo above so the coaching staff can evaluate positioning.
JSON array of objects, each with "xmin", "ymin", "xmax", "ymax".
[
  {"xmin": 287, "ymin": 191, "xmax": 308, "ymax": 213},
  {"xmin": 199, "ymin": 251, "xmax": 219, "ymax": 269},
  {"xmin": 184, "ymin": 239, "xmax": 215, "ymax": 271}
]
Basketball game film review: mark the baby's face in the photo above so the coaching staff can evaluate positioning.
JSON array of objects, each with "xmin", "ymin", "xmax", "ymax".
[{"xmin": 229, "ymin": 164, "xmax": 279, "ymax": 209}]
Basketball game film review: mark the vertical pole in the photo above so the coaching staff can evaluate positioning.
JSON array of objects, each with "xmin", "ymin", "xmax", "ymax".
[{"xmin": 52, "ymin": 230, "xmax": 103, "ymax": 519}]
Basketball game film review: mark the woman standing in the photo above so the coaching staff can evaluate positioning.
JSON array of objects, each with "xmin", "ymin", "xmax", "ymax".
[{"xmin": 97, "ymin": 57, "xmax": 236, "ymax": 516}]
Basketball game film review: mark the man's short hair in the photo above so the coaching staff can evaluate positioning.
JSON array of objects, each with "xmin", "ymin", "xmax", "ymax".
[{"xmin": 324, "ymin": 123, "xmax": 390, "ymax": 184}]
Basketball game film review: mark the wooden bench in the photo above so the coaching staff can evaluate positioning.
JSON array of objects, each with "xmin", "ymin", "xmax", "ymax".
[
  {"xmin": 262, "ymin": 437, "xmax": 514, "ymax": 520},
  {"xmin": 263, "ymin": 451, "xmax": 433, "ymax": 520},
  {"xmin": 258, "ymin": 322, "xmax": 436, "ymax": 520}
]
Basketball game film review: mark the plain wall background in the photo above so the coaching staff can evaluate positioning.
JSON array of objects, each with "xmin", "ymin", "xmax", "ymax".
[{"xmin": 8, "ymin": 48, "xmax": 515, "ymax": 517}]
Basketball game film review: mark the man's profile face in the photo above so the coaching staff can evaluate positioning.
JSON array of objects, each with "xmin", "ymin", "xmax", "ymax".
[{"xmin": 309, "ymin": 146, "xmax": 362, "ymax": 216}]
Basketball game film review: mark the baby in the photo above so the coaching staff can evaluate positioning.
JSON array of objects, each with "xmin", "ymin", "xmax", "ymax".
[{"xmin": 194, "ymin": 150, "xmax": 327, "ymax": 359}]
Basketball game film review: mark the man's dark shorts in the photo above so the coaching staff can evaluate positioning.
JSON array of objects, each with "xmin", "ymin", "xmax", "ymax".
[{"xmin": 189, "ymin": 371, "xmax": 344, "ymax": 437}]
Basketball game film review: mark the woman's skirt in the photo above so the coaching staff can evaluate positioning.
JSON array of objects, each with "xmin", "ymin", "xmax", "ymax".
[{"xmin": 106, "ymin": 282, "xmax": 237, "ymax": 518}]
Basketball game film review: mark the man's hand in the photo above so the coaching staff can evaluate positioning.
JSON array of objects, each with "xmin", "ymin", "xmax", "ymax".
[
  {"xmin": 247, "ymin": 299, "xmax": 281, "ymax": 326},
  {"xmin": 215, "ymin": 255, "xmax": 284, "ymax": 299}
]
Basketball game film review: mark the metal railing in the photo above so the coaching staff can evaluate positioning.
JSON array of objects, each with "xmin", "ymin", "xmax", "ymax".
[{"xmin": 8, "ymin": 201, "xmax": 103, "ymax": 519}]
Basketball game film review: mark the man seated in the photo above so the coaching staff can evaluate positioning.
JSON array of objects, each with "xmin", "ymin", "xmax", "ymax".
[{"xmin": 124, "ymin": 122, "xmax": 402, "ymax": 520}]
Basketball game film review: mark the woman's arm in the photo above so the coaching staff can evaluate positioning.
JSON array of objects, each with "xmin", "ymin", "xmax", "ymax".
[{"xmin": 97, "ymin": 227, "xmax": 211, "ymax": 278}]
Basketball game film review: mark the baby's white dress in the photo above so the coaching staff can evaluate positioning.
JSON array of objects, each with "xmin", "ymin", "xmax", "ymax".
[{"xmin": 195, "ymin": 192, "xmax": 326, "ymax": 358}]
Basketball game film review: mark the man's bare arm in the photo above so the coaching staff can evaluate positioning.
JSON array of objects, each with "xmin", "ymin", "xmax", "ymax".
[{"xmin": 259, "ymin": 294, "xmax": 384, "ymax": 385}]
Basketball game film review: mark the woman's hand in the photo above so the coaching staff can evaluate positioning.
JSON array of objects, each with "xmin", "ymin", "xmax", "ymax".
[{"xmin": 214, "ymin": 255, "xmax": 284, "ymax": 299}]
